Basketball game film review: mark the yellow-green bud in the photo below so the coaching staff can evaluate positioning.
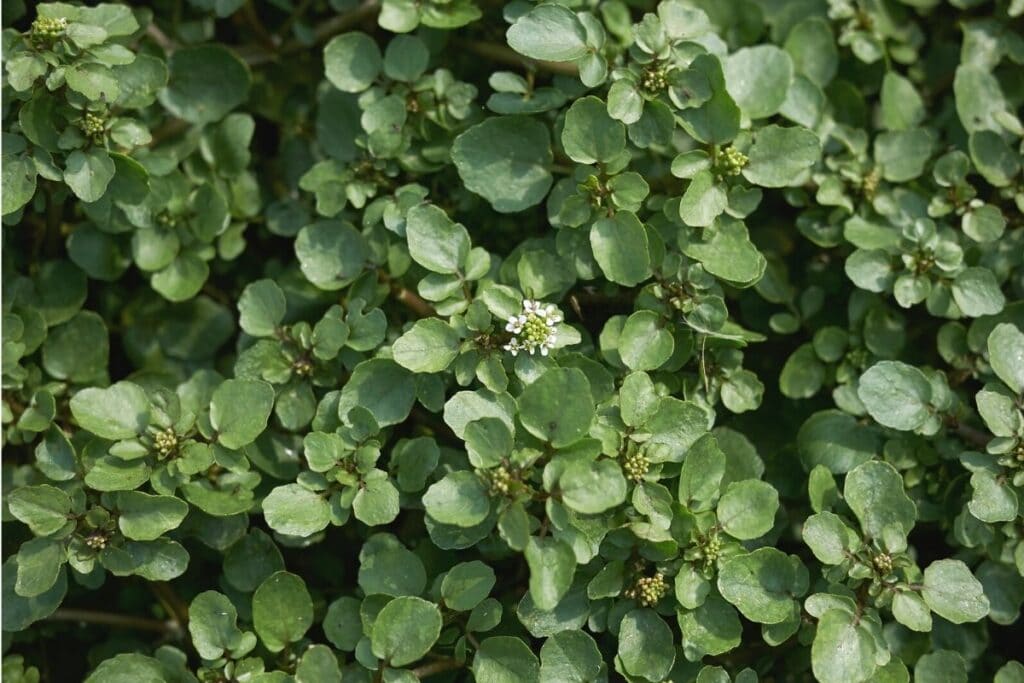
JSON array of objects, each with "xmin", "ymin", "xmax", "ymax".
[
  {"xmin": 718, "ymin": 146, "xmax": 748, "ymax": 177},
  {"xmin": 640, "ymin": 65, "xmax": 668, "ymax": 94},
  {"xmin": 862, "ymin": 168, "xmax": 880, "ymax": 200},
  {"xmin": 153, "ymin": 427, "xmax": 178, "ymax": 458},
  {"xmin": 488, "ymin": 466, "xmax": 513, "ymax": 497},
  {"xmin": 81, "ymin": 113, "xmax": 106, "ymax": 142},
  {"xmin": 31, "ymin": 16, "xmax": 67, "ymax": 44},
  {"xmin": 625, "ymin": 572, "xmax": 668, "ymax": 607},
  {"xmin": 292, "ymin": 358, "xmax": 314, "ymax": 377},
  {"xmin": 85, "ymin": 532, "xmax": 108, "ymax": 550},
  {"xmin": 622, "ymin": 449, "xmax": 650, "ymax": 483}
]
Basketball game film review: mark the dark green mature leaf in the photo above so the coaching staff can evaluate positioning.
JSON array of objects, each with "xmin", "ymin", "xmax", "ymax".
[
  {"xmin": 210, "ymin": 378, "xmax": 274, "ymax": 449},
  {"xmin": 324, "ymin": 32, "xmax": 382, "ymax": 92},
  {"xmin": 742, "ymin": 125, "xmax": 819, "ymax": 187},
  {"xmin": 718, "ymin": 548, "xmax": 801, "ymax": 624},
  {"xmin": 590, "ymin": 212, "xmax": 652, "ymax": 287},
  {"xmin": 160, "ymin": 44, "xmax": 251, "ymax": 124},
  {"xmin": 507, "ymin": 5, "xmax": 588, "ymax": 62},
  {"xmin": 921, "ymin": 560, "xmax": 989, "ymax": 623},
  {"xmin": 473, "ymin": 636, "xmax": 540, "ymax": 682},
  {"xmin": 70, "ymin": 382, "xmax": 150, "ymax": 440},
  {"xmin": 371, "ymin": 596, "xmax": 442, "ymax": 666},
  {"xmin": 517, "ymin": 367, "xmax": 594, "ymax": 446},
  {"xmin": 252, "ymin": 572, "xmax": 313, "ymax": 652},
  {"xmin": 452, "ymin": 116, "xmax": 553, "ymax": 213},
  {"xmin": 857, "ymin": 361, "xmax": 932, "ymax": 431},
  {"xmin": 525, "ymin": 537, "xmax": 575, "ymax": 611},
  {"xmin": 618, "ymin": 609, "xmax": 675, "ymax": 680}
]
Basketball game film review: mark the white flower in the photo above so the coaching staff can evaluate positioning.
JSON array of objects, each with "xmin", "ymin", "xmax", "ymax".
[{"xmin": 503, "ymin": 299, "xmax": 562, "ymax": 356}]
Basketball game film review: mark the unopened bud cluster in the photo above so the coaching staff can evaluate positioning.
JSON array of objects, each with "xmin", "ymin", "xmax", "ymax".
[
  {"xmin": 625, "ymin": 572, "xmax": 668, "ymax": 607},
  {"xmin": 640, "ymin": 65, "xmax": 668, "ymax": 94},
  {"xmin": 154, "ymin": 427, "xmax": 178, "ymax": 457},
  {"xmin": 84, "ymin": 532, "xmax": 108, "ymax": 550},
  {"xmin": 717, "ymin": 146, "xmax": 748, "ymax": 177},
  {"xmin": 694, "ymin": 531, "xmax": 723, "ymax": 573},
  {"xmin": 81, "ymin": 113, "xmax": 106, "ymax": 143},
  {"xmin": 622, "ymin": 448, "xmax": 650, "ymax": 482},
  {"xmin": 31, "ymin": 16, "xmax": 66, "ymax": 44},
  {"xmin": 292, "ymin": 357, "xmax": 314, "ymax": 377},
  {"xmin": 862, "ymin": 168, "xmax": 881, "ymax": 200},
  {"xmin": 487, "ymin": 465, "xmax": 514, "ymax": 497},
  {"xmin": 504, "ymin": 299, "xmax": 560, "ymax": 357},
  {"xmin": 872, "ymin": 552, "xmax": 893, "ymax": 575}
]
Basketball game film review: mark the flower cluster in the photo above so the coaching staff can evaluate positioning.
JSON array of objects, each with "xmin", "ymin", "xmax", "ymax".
[
  {"xmin": 30, "ymin": 16, "xmax": 66, "ymax": 44},
  {"xmin": 640, "ymin": 64, "xmax": 669, "ymax": 94},
  {"xmin": 717, "ymin": 146, "xmax": 749, "ymax": 178},
  {"xmin": 622, "ymin": 448, "xmax": 650, "ymax": 482},
  {"xmin": 487, "ymin": 465, "xmax": 514, "ymax": 496},
  {"xmin": 625, "ymin": 571, "xmax": 668, "ymax": 607},
  {"xmin": 693, "ymin": 530, "xmax": 723, "ymax": 574},
  {"xmin": 80, "ymin": 113, "xmax": 106, "ymax": 144},
  {"xmin": 872, "ymin": 552, "xmax": 893, "ymax": 575},
  {"xmin": 153, "ymin": 428, "xmax": 178, "ymax": 458},
  {"xmin": 503, "ymin": 299, "xmax": 561, "ymax": 356}
]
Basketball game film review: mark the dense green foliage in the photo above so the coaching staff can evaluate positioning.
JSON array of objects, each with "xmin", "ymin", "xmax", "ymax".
[{"xmin": 2, "ymin": 0, "xmax": 1024, "ymax": 681}]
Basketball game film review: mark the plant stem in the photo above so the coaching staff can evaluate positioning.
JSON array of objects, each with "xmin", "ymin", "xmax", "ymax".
[
  {"xmin": 149, "ymin": 581, "xmax": 190, "ymax": 629},
  {"xmin": 46, "ymin": 608, "xmax": 175, "ymax": 634},
  {"xmin": 145, "ymin": 22, "xmax": 177, "ymax": 54},
  {"xmin": 240, "ymin": 0, "xmax": 380, "ymax": 66},
  {"xmin": 410, "ymin": 657, "xmax": 464, "ymax": 679},
  {"xmin": 455, "ymin": 39, "xmax": 579, "ymax": 76}
]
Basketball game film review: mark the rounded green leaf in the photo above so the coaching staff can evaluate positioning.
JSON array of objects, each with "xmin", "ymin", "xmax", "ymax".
[
  {"xmin": 811, "ymin": 609, "xmax": 882, "ymax": 683},
  {"xmin": 857, "ymin": 361, "xmax": 932, "ymax": 431},
  {"xmin": 70, "ymin": 381, "xmax": 150, "ymax": 440},
  {"xmin": 324, "ymin": 32, "xmax": 382, "ymax": 92},
  {"xmin": 370, "ymin": 596, "xmax": 442, "ymax": 666},
  {"xmin": 263, "ymin": 483, "xmax": 330, "ymax": 537},
  {"xmin": 252, "ymin": 571, "xmax": 313, "ymax": 652},
  {"xmin": 474, "ymin": 636, "xmax": 540, "ymax": 682},
  {"xmin": 517, "ymin": 367, "xmax": 595, "ymax": 447},
  {"xmin": 238, "ymin": 279, "xmax": 286, "ymax": 337},
  {"xmin": 115, "ymin": 491, "xmax": 188, "ymax": 541},
  {"xmin": 742, "ymin": 125, "xmax": 819, "ymax": 188},
  {"xmin": 539, "ymin": 630, "xmax": 602, "ymax": 683},
  {"xmin": 64, "ymin": 148, "xmax": 115, "ymax": 202},
  {"xmin": 988, "ymin": 323, "xmax": 1024, "ymax": 394},
  {"xmin": 452, "ymin": 116, "xmax": 553, "ymax": 213},
  {"xmin": 724, "ymin": 46, "xmax": 794, "ymax": 119},
  {"xmin": 717, "ymin": 480, "xmax": 779, "ymax": 540},
  {"xmin": 618, "ymin": 310, "xmax": 673, "ymax": 371},
  {"xmin": 423, "ymin": 470, "xmax": 490, "ymax": 527},
  {"xmin": 188, "ymin": 591, "xmax": 248, "ymax": 660},
  {"xmin": 210, "ymin": 378, "xmax": 275, "ymax": 449},
  {"xmin": 590, "ymin": 212, "xmax": 652, "ymax": 287},
  {"xmin": 294, "ymin": 220, "xmax": 368, "ymax": 290},
  {"xmin": 405, "ymin": 203, "xmax": 470, "ymax": 275},
  {"xmin": 952, "ymin": 267, "xmax": 1005, "ymax": 317},
  {"xmin": 921, "ymin": 559, "xmax": 989, "ymax": 624},
  {"xmin": 559, "ymin": 458, "xmax": 627, "ymax": 514},
  {"xmin": 441, "ymin": 560, "xmax": 496, "ymax": 611},
  {"xmin": 392, "ymin": 318, "xmax": 461, "ymax": 373},
  {"xmin": 618, "ymin": 609, "xmax": 675, "ymax": 681},
  {"xmin": 506, "ymin": 5, "xmax": 588, "ymax": 62},
  {"xmin": 562, "ymin": 96, "xmax": 626, "ymax": 164},
  {"xmin": 160, "ymin": 44, "xmax": 251, "ymax": 124},
  {"xmin": 844, "ymin": 460, "xmax": 916, "ymax": 542},
  {"xmin": 717, "ymin": 548, "xmax": 799, "ymax": 624}
]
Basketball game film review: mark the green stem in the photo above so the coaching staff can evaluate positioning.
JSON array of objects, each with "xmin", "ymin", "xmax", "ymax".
[{"xmin": 47, "ymin": 608, "xmax": 175, "ymax": 634}]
